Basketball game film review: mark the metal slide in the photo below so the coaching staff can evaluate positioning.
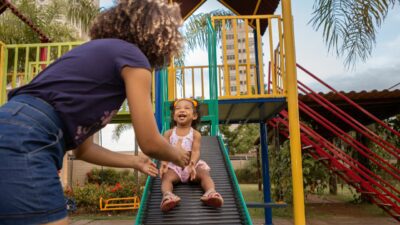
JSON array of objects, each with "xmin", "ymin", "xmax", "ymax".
[{"xmin": 135, "ymin": 136, "xmax": 252, "ymax": 225}]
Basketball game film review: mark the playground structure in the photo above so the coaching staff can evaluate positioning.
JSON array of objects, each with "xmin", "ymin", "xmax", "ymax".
[
  {"xmin": 99, "ymin": 196, "xmax": 140, "ymax": 212},
  {"xmin": 1, "ymin": 0, "xmax": 399, "ymax": 225}
]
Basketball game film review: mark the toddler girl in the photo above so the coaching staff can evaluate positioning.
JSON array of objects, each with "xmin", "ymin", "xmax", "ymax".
[{"xmin": 159, "ymin": 98, "xmax": 224, "ymax": 212}]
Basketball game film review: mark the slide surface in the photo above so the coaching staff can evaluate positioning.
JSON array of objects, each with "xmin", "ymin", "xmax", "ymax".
[{"xmin": 135, "ymin": 136, "xmax": 251, "ymax": 225}]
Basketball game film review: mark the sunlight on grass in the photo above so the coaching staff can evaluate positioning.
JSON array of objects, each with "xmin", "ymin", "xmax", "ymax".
[
  {"xmin": 240, "ymin": 184, "xmax": 292, "ymax": 219},
  {"xmin": 70, "ymin": 214, "xmax": 135, "ymax": 221}
]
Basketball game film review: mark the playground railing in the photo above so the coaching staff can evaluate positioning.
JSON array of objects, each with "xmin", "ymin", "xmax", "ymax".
[
  {"xmin": 99, "ymin": 196, "xmax": 140, "ymax": 211},
  {"xmin": 168, "ymin": 62, "xmax": 286, "ymax": 100},
  {"xmin": 0, "ymin": 41, "xmax": 157, "ymax": 116},
  {"xmin": 211, "ymin": 15, "xmax": 286, "ymax": 99},
  {"xmin": 0, "ymin": 41, "xmax": 7, "ymax": 104},
  {"xmin": 0, "ymin": 42, "xmax": 81, "ymax": 105},
  {"xmin": 297, "ymin": 63, "xmax": 400, "ymax": 138},
  {"xmin": 167, "ymin": 15, "xmax": 286, "ymax": 101}
]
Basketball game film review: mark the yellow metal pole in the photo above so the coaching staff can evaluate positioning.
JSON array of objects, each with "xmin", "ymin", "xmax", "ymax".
[
  {"xmin": 281, "ymin": 0, "xmax": 306, "ymax": 224},
  {"xmin": 167, "ymin": 66, "xmax": 175, "ymax": 101},
  {"xmin": 201, "ymin": 68, "xmax": 205, "ymax": 99},
  {"xmin": 244, "ymin": 19, "xmax": 251, "ymax": 96},
  {"xmin": 12, "ymin": 48, "xmax": 18, "ymax": 88},
  {"xmin": 268, "ymin": 18, "xmax": 276, "ymax": 96},
  {"xmin": 277, "ymin": 18, "xmax": 285, "ymax": 94},
  {"xmin": 256, "ymin": 19, "xmax": 264, "ymax": 95},
  {"xmin": 24, "ymin": 47, "xmax": 30, "ymax": 85},
  {"xmin": 232, "ymin": 19, "xmax": 240, "ymax": 96},
  {"xmin": 221, "ymin": 20, "xmax": 230, "ymax": 97},
  {"xmin": 0, "ymin": 42, "xmax": 5, "ymax": 104},
  {"xmin": 182, "ymin": 69, "xmax": 185, "ymax": 98},
  {"xmin": 191, "ymin": 68, "xmax": 195, "ymax": 98}
]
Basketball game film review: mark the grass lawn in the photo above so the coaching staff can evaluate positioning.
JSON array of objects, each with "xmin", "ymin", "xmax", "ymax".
[
  {"xmin": 239, "ymin": 183, "xmax": 391, "ymax": 220},
  {"xmin": 69, "ymin": 212, "xmax": 136, "ymax": 222},
  {"xmin": 240, "ymin": 184, "xmax": 293, "ymax": 219},
  {"xmin": 70, "ymin": 183, "xmax": 391, "ymax": 222}
]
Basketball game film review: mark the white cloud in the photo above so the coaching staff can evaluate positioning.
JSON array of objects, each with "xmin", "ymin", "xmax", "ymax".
[{"xmin": 314, "ymin": 63, "xmax": 400, "ymax": 92}]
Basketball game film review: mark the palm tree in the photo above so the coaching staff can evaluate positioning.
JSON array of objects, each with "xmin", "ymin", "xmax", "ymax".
[
  {"xmin": 67, "ymin": 0, "xmax": 103, "ymax": 33},
  {"xmin": 184, "ymin": 9, "xmax": 233, "ymax": 52},
  {"xmin": 309, "ymin": 0, "xmax": 399, "ymax": 68},
  {"xmin": 0, "ymin": 0, "xmax": 100, "ymax": 43}
]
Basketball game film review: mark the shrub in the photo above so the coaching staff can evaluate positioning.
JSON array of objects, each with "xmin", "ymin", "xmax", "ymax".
[
  {"xmin": 72, "ymin": 183, "xmax": 109, "ymax": 213},
  {"xmin": 235, "ymin": 158, "xmax": 258, "ymax": 184},
  {"xmin": 67, "ymin": 168, "xmax": 147, "ymax": 213},
  {"xmin": 86, "ymin": 168, "xmax": 121, "ymax": 185}
]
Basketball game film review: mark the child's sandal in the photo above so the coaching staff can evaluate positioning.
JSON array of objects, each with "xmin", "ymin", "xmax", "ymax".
[
  {"xmin": 160, "ymin": 192, "xmax": 180, "ymax": 212},
  {"xmin": 200, "ymin": 189, "xmax": 224, "ymax": 208}
]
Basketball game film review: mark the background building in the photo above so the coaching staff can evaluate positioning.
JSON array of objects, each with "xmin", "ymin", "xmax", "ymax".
[{"xmin": 221, "ymin": 22, "xmax": 258, "ymax": 95}]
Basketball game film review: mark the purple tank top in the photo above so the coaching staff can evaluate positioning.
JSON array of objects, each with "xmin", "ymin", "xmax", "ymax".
[{"xmin": 8, "ymin": 39, "xmax": 151, "ymax": 149}]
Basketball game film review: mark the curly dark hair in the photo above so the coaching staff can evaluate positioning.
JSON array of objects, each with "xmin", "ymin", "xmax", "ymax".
[
  {"xmin": 89, "ymin": 0, "xmax": 184, "ymax": 68},
  {"xmin": 170, "ymin": 99, "xmax": 201, "ymax": 130}
]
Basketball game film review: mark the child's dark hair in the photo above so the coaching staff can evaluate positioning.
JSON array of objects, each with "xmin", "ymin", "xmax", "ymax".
[
  {"xmin": 89, "ymin": 0, "xmax": 184, "ymax": 68},
  {"xmin": 170, "ymin": 99, "xmax": 201, "ymax": 130}
]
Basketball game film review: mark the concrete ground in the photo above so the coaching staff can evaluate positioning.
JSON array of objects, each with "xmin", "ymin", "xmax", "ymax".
[{"xmin": 70, "ymin": 217, "xmax": 398, "ymax": 225}]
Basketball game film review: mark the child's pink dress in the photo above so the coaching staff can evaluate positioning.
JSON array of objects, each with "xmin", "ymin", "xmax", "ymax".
[{"xmin": 168, "ymin": 127, "xmax": 210, "ymax": 183}]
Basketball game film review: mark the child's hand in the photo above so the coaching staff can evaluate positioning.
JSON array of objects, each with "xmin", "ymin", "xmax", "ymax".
[
  {"xmin": 136, "ymin": 155, "xmax": 158, "ymax": 177},
  {"xmin": 173, "ymin": 139, "xmax": 190, "ymax": 168},
  {"xmin": 159, "ymin": 162, "xmax": 169, "ymax": 179},
  {"xmin": 188, "ymin": 162, "xmax": 196, "ymax": 181}
]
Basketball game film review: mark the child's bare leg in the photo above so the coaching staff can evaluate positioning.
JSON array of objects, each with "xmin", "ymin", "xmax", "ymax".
[
  {"xmin": 161, "ymin": 169, "xmax": 180, "ymax": 195},
  {"xmin": 160, "ymin": 169, "xmax": 181, "ymax": 212},
  {"xmin": 196, "ymin": 168, "xmax": 224, "ymax": 207},
  {"xmin": 195, "ymin": 168, "xmax": 215, "ymax": 191}
]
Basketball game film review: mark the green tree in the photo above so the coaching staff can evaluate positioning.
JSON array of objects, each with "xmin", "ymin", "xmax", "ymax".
[
  {"xmin": 309, "ymin": 0, "xmax": 400, "ymax": 68},
  {"xmin": 0, "ymin": 0, "xmax": 99, "ymax": 44},
  {"xmin": 219, "ymin": 124, "xmax": 259, "ymax": 155}
]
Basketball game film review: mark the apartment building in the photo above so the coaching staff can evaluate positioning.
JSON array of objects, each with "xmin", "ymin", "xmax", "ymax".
[{"xmin": 221, "ymin": 22, "xmax": 258, "ymax": 96}]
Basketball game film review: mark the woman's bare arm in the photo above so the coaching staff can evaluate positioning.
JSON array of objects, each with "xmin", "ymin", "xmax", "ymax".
[
  {"xmin": 121, "ymin": 67, "xmax": 189, "ymax": 167},
  {"xmin": 74, "ymin": 136, "xmax": 158, "ymax": 177}
]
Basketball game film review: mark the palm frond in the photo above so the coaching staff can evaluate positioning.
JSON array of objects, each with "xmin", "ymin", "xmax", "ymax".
[
  {"xmin": 309, "ymin": 0, "xmax": 397, "ymax": 68},
  {"xmin": 66, "ymin": 0, "xmax": 100, "ymax": 33},
  {"xmin": 112, "ymin": 123, "xmax": 133, "ymax": 141},
  {"xmin": 184, "ymin": 9, "xmax": 233, "ymax": 52}
]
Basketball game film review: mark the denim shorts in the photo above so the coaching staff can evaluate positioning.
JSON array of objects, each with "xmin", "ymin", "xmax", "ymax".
[{"xmin": 0, "ymin": 95, "xmax": 67, "ymax": 225}]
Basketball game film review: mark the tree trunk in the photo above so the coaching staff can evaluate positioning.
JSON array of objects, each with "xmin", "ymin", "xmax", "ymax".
[
  {"xmin": 329, "ymin": 173, "xmax": 337, "ymax": 195},
  {"xmin": 356, "ymin": 132, "xmax": 371, "ymax": 203}
]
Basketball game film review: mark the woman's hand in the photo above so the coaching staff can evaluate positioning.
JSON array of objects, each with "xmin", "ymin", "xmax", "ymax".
[
  {"xmin": 172, "ymin": 139, "xmax": 190, "ymax": 168},
  {"xmin": 136, "ymin": 155, "xmax": 158, "ymax": 177}
]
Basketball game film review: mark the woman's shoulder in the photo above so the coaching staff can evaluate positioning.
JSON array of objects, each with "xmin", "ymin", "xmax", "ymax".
[
  {"xmin": 87, "ymin": 39, "xmax": 142, "ymax": 52},
  {"xmin": 85, "ymin": 39, "xmax": 151, "ymax": 70}
]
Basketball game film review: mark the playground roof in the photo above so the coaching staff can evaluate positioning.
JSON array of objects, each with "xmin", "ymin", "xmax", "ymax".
[
  {"xmin": 174, "ymin": 0, "xmax": 280, "ymax": 34},
  {"xmin": 299, "ymin": 89, "xmax": 400, "ymax": 136}
]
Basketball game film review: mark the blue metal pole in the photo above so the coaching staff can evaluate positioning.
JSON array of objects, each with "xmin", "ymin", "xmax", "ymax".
[
  {"xmin": 253, "ymin": 29, "xmax": 261, "ymax": 95},
  {"xmin": 260, "ymin": 122, "xmax": 273, "ymax": 225},
  {"xmin": 155, "ymin": 70, "xmax": 162, "ymax": 131}
]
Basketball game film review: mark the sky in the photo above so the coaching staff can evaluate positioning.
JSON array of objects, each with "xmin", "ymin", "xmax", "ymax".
[{"xmin": 99, "ymin": 0, "xmax": 400, "ymax": 150}]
